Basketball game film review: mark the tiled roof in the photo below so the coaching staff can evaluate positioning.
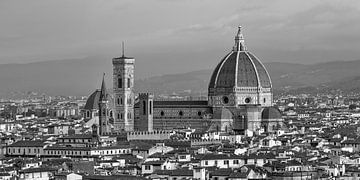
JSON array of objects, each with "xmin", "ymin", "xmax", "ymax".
[
  {"xmin": 200, "ymin": 153, "xmax": 243, "ymax": 160},
  {"xmin": 59, "ymin": 134, "xmax": 95, "ymax": 139},
  {"xmin": 228, "ymin": 172, "xmax": 249, "ymax": 178},
  {"xmin": 328, "ymin": 138, "xmax": 342, "ymax": 142},
  {"xmin": 19, "ymin": 167, "xmax": 56, "ymax": 173},
  {"xmin": 152, "ymin": 170, "xmax": 172, "ymax": 175},
  {"xmin": 170, "ymin": 168, "xmax": 193, "ymax": 176},
  {"xmin": 148, "ymin": 152, "xmax": 170, "ymax": 159},
  {"xmin": 45, "ymin": 145, "xmax": 91, "ymax": 151},
  {"xmin": 152, "ymin": 168, "xmax": 193, "ymax": 176},
  {"xmin": 210, "ymin": 168, "xmax": 233, "ymax": 176},
  {"xmin": 245, "ymin": 152, "xmax": 276, "ymax": 159},
  {"xmin": 92, "ymin": 145, "xmax": 131, "ymax": 150},
  {"xmin": 135, "ymin": 100, "xmax": 210, "ymax": 108},
  {"xmin": 42, "ymin": 158, "xmax": 72, "ymax": 166},
  {"xmin": 154, "ymin": 100, "xmax": 208, "ymax": 106},
  {"xmin": 83, "ymin": 175, "xmax": 146, "ymax": 180},
  {"xmin": 142, "ymin": 160, "xmax": 165, "ymax": 165},
  {"xmin": 342, "ymin": 138, "xmax": 360, "ymax": 144},
  {"xmin": 285, "ymin": 160, "xmax": 302, "ymax": 166},
  {"xmin": 8, "ymin": 140, "xmax": 45, "ymax": 147}
]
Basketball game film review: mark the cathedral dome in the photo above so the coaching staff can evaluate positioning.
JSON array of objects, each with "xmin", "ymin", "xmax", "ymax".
[
  {"xmin": 261, "ymin": 107, "xmax": 282, "ymax": 120},
  {"xmin": 213, "ymin": 108, "xmax": 233, "ymax": 119},
  {"xmin": 208, "ymin": 27, "xmax": 272, "ymax": 89},
  {"xmin": 84, "ymin": 90, "xmax": 101, "ymax": 110},
  {"xmin": 84, "ymin": 88, "xmax": 113, "ymax": 110}
]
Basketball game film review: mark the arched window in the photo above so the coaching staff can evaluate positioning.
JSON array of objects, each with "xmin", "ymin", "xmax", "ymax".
[
  {"xmin": 143, "ymin": 101, "xmax": 147, "ymax": 115},
  {"xmin": 86, "ymin": 111, "xmax": 90, "ymax": 118},
  {"xmin": 120, "ymin": 98, "xmax": 123, "ymax": 105},
  {"xmin": 149, "ymin": 101, "xmax": 152, "ymax": 115},
  {"xmin": 117, "ymin": 98, "xmax": 120, "ymax": 105},
  {"xmin": 222, "ymin": 96, "xmax": 229, "ymax": 104},
  {"xmin": 127, "ymin": 78, "xmax": 131, "ymax": 88},
  {"xmin": 118, "ymin": 78, "xmax": 122, "ymax": 88},
  {"xmin": 120, "ymin": 113, "xmax": 123, "ymax": 119},
  {"xmin": 117, "ymin": 113, "xmax": 120, "ymax": 119}
]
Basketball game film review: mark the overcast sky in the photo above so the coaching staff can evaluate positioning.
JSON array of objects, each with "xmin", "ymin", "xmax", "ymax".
[{"xmin": 1, "ymin": 0, "xmax": 360, "ymax": 77}]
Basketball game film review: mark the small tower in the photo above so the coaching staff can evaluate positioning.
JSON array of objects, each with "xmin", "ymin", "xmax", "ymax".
[
  {"xmin": 135, "ymin": 93, "xmax": 154, "ymax": 131},
  {"xmin": 112, "ymin": 44, "xmax": 135, "ymax": 132},
  {"xmin": 98, "ymin": 74, "xmax": 111, "ymax": 135},
  {"xmin": 233, "ymin": 26, "xmax": 246, "ymax": 51}
]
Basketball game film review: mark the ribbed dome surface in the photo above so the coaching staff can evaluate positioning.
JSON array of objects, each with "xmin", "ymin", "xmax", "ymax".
[
  {"xmin": 262, "ymin": 107, "xmax": 282, "ymax": 119},
  {"xmin": 84, "ymin": 89, "xmax": 113, "ymax": 110},
  {"xmin": 213, "ymin": 108, "xmax": 233, "ymax": 119},
  {"xmin": 84, "ymin": 90, "xmax": 101, "ymax": 110},
  {"xmin": 208, "ymin": 51, "xmax": 271, "ymax": 89}
]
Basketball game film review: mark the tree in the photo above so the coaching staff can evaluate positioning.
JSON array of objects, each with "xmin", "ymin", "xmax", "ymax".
[{"xmin": 349, "ymin": 104, "xmax": 357, "ymax": 110}]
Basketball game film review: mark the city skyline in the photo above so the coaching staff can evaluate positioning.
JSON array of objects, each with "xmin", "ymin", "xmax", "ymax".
[{"xmin": 2, "ymin": 1, "xmax": 360, "ymax": 179}]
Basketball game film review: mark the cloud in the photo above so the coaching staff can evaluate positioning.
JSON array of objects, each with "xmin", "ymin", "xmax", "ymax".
[{"xmin": 0, "ymin": 0, "xmax": 360, "ymax": 65}]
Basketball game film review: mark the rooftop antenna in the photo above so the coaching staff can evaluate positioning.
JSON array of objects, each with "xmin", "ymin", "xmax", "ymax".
[{"xmin": 122, "ymin": 41, "xmax": 125, "ymax": 57}]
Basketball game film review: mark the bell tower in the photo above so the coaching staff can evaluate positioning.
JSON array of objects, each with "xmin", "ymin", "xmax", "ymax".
[
  {"xmin": 98, "ymin": 73, "xmax": 111, "ymax": 135},
  {"xmin": 112, "ymin": 44, "xmax": 135, "ymax": 132}
]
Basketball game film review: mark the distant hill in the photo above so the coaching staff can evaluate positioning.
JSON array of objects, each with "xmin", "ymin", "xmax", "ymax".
[
  {"xmin": 1, "ymin": 57, "xmax": 360, "ymax": 97},
  {"xmin": 0, "ymin": 56, "xmax": 114, "ymax": 97}
]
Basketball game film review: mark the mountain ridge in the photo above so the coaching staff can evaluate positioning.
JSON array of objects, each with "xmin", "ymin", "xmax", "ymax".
[{"xmin": 0, "ymin": 57, "xmax": 360, "ymax": 97}]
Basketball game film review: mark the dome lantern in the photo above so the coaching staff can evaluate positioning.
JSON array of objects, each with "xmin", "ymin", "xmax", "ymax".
[{"xmin": 233, "ymin": 26, "xmax": 246, "ymax": 51}]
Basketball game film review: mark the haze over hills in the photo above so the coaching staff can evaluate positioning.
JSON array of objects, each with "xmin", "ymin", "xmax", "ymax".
[{"xmin": 1, "ymin": 58, "xmax": 360, "ymax": 98}]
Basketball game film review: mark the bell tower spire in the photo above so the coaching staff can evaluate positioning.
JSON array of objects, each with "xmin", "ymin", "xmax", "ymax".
[
  {"xmin": 99, "ymin": 73, "xmax": 107, "ymax": 101},
  {"xmin": 98, "ymin": 73, "xmax": 111, "ymax": 135},
  {"xmin": 233, "ymin": 26, "xmax": 246, "ymax": 51}
]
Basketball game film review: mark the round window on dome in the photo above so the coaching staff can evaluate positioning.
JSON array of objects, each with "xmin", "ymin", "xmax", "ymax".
[
  {"xmin": 222, "ymin": 96, "xmax": 229, "ymax": 104},
  {"xmin": 245, "ymin": 97, "xmax": 251, "ymax": 104}
]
